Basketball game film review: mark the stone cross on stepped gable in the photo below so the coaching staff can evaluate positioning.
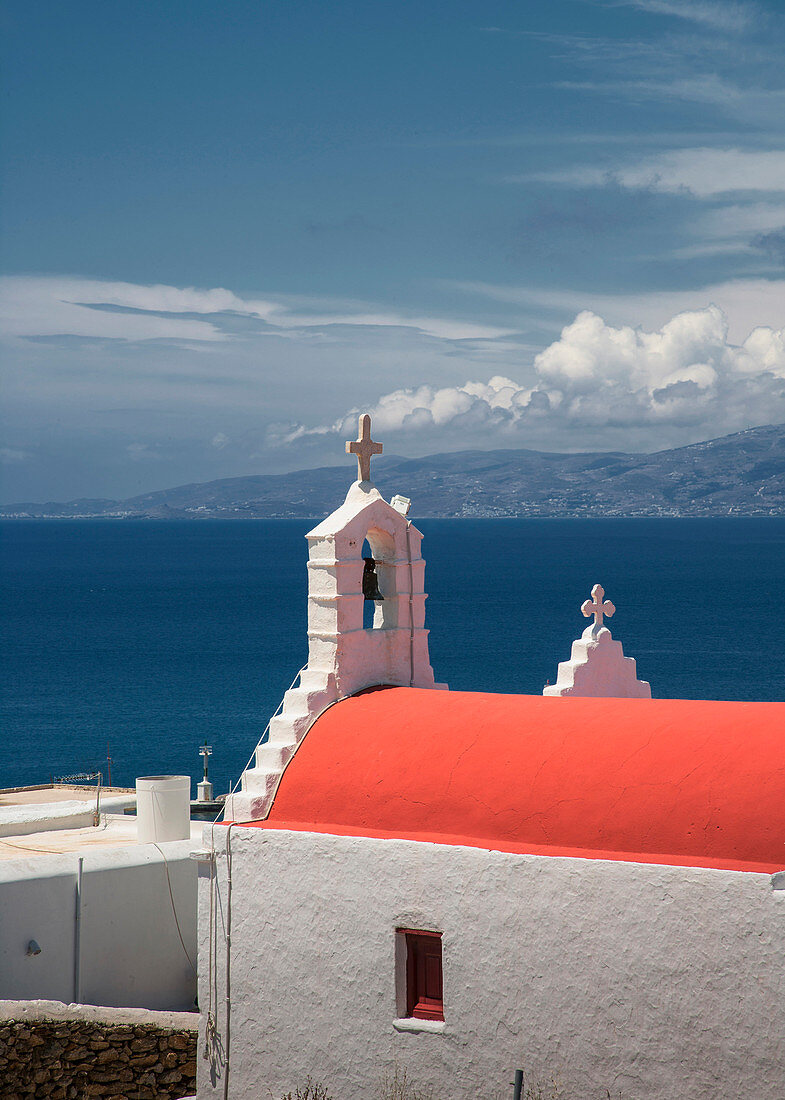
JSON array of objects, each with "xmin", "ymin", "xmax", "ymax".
[
  {"xmin": 544, "ymin": 582, "xmax": 650, "ymax": 699},
  {"xmin": 346, "ymin": 414, "xmax": 382, "ymax": 483},
  {"xmin": 581, "ymin": 584, "xmax": 615, "ymax": 632}
]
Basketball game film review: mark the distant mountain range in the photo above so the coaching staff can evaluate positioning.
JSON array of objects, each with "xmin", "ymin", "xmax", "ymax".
[{"xmin": 3, "ymin": 424, "xmax": 785, "ymax": 519}]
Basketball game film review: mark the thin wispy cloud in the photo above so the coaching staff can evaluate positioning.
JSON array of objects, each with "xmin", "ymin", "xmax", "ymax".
[
  {"xmin": 610, "ymin": 0, "xmax": 758, "ymax": 32},
  {"xmin": 666, "ymin": 201, "xmax": 785, "ymax": 260},
  {"xmin": 447, "ymin": 278, "xmax": 785, "ymax": 344},
  {"xmin": 482, "ymin": 27, "xmax": 671, "ymax": 63},
  {"xmin": 518, "ymin": 148, "xmax": 785, "ymax": 198},
  {"xmin": 753, "ymin": 227, "xmax": 785, "ymax": 262},
  {"xmin": 514, "ymin": 2, "xmax": 783, "ymax": 129},
  {"xmin": 501, "ymin": 145, "xmax": 785, "ymax": 271},
  {"xmin": 0, "ymin": 276, "xmax": 516, "ymax": 346},
  {"xmin": 698, "ymin": 202, "xmax": 785, "ymax": 235},
  {"xmin": 551, "ymin": 77, "xmax": 785, "ymax": 124}
]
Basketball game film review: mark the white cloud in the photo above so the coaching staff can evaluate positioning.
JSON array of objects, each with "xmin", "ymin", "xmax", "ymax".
[
  {"xmin": 521, "ymin": 148, "xmax": 785, "ymax": 198},
  {"xmin": 279, "ymin": 305, "xmax": 785, "ymax": 449},
  {"xmin": 612, "ymin": 0, "xmax": 758, "ymax": 32},
  {"xmin": 665, "ymin": 201, "xmax": 785, "ymax": 259},
  {"xmin": 4, "ymin": 273, "xmax": 784, "ymax": 498},
  {"xmin": 0, "ymin": 447, "xmax": 29, "ymax": 464},
  {"xmin": 126, "ymin": 442, "xmax": 162, "ymax": 462},
  {"xmin": 449, "ymin": 277, "xmax": 785, "ymax": 344},
  {"xmin": 0, "ymin": 277, "xmax": 228, "ymax": 343},
  {"xmin": 698, "ymin": 202, "xmax": 785, "ymax": 237},
  {"xmin": 549, "ymin": 77, "xmax": 785, "ymax": 126},
  {"xmin": 272, "ymin": 376, "xmax": 533, "ymax": 445},
  {"xmin": 0, "ymin": 276, "xmax": 514, "ymax": 346},
  {"xmin": 615, "ymin": 148, "xmax": 785, "ymax": 197}
]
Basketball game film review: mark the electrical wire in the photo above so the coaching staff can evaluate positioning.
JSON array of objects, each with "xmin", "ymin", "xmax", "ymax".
[
  {"xmin": 223, "ymin": 822, "xmax": 235, "ymax": 1100},
  {"xmin": 200, "ymin": 664, "xmax": 309, "ymax": 1087},
  {"xmin": 405, "ymin": 519, "xmax": 415, "ymax": 687},
  {"xmin": 153, "ymin": 841, "xmax": 197, "ymax": 976},
  {"xmin": 200, "ymin": 502, "xmax": 427, "ymax": 1091},
  {"xmin": 210, "ymin": 662, "xmax": 309, "ymax": 826},
  {"xmin": 203, "ymin": 847, "xmax": 217, "ymax": 1061}
]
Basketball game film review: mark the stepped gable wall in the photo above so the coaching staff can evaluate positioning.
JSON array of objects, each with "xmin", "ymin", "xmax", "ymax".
[{"xmin": 0, "ymin": 1000, "xmax": 197, "ymax": 1100}]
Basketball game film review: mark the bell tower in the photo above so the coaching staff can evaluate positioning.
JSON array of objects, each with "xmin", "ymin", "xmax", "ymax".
[{"xmin": 224, "ymin": 415, "xmax": 445, "ymax": 822}]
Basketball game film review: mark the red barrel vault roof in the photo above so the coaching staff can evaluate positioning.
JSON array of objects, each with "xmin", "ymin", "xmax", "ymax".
[{"xmin": 246, "ymin": 688, "xmax": 785, "ymax": 873}]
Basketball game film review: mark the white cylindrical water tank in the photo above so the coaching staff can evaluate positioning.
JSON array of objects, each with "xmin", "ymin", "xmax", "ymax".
[{"xmin": 136, "ymin": 775, "xmax": 190, "ymax": 843}]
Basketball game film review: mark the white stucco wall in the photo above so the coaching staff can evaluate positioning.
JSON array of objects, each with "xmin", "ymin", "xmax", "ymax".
[
  {"xmin": 0, "ymin": 839, "xmax": 197, "ymax": 1010},
  {"xmin": 197, "ymin": 827, "xmax": 785, "ymax": 1100}
]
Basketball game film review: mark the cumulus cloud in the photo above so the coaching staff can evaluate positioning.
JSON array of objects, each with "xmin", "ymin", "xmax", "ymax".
[
  {"xmin": 276, "ymin": 306, "xmax": 785, "ymax": 448},
  {"xmin": 270, "ymin": 376, "xmax": 536, "ymax": 446}
]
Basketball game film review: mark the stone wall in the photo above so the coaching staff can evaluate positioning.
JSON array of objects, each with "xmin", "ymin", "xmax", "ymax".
[{"xmin": 0, "ymin": 1001, "xmax": 197, "ymax": 1100}]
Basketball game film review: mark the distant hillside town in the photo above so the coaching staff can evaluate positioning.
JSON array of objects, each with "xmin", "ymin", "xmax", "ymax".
[{"xmin": 2, "ymin": 423, "xmax": 784, "ymax": 519}]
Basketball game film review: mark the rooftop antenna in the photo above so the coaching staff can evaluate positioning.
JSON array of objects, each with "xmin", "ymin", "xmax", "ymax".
[
  {"xmin": 197, "ymin": 744, "xmax": 213, "ymax": 803},
  {"xmin": 54, "ymin": 771, "xmax": 103, "ymax": 826}
]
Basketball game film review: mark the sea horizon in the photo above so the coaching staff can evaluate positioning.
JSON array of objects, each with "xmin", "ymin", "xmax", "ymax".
[{"xmin": 2, "ymin": 516, "xmax": 784, "ymax": 799}]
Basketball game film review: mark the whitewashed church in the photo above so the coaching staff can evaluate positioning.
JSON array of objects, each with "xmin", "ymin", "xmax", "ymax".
[{"xmin": 196, "ymin": 417, "xmax": 785, "ymax": 1100}]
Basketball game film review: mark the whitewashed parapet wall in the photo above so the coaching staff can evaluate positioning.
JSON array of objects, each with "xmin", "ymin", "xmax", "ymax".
[
  {"xmin": 0, "ymin": 838, "xmax": 197, "ymax": 1010},
  {"xmin": 544, "ymin": 584, "xmax": 651, "ymax": 698},
  {"xmin": 225, "ymin": 478, "xmax": 445, "ymax": 823}
]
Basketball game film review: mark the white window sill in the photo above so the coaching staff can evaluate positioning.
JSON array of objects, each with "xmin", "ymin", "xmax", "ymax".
[{"xmin": 393, "ymin": 1017, "xmax": 445, "ymax": 1035}]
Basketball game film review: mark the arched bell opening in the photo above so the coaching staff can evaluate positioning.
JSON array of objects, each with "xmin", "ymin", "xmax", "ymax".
[
  {"xmin": 361, "ymin": 526, "xmax": 398, "ymax": 630},
  {"xmin": 361, "ymin": 539, "xmax": 377, "ymax": 630}
]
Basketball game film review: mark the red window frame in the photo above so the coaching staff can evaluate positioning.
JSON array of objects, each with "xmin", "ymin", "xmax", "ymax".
[{"xmin": 400, "ymin": 929, "xmax": 444, "ymax": 1021}]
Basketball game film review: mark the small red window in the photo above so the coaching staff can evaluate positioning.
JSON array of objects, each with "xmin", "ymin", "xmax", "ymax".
[{"xmin": 401, "ymin": 929, "xmax": 444, "ymax": 1021}]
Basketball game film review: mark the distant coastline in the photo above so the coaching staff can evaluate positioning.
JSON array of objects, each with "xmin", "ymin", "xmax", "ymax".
[{"xmin": 2, "ymin": 423, "xmax": 783, "ymax": 520}]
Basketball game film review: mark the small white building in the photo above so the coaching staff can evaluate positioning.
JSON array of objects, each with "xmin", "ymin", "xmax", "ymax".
[
  {"xmin": 197, "ymin": 418, "xmax": 785, "ymax": 1100},
  {"xmin": 0, "ymin": 783, "xmax": 200, "ymax": 1012}
]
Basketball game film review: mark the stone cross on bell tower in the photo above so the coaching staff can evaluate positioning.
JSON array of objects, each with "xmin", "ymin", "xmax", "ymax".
[
  {"xmin": 222, "ymin": 409, "xmax": 445, "ymax": 823},
  {"xmin": 346, "ymin": 414, "xmax": 382, "ymax": 483}
]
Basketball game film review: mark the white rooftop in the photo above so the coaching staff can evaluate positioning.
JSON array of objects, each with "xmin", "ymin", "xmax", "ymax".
[
  {"xmin": 0, "ymin": 784, "xmax": 203, "ymax": 859},
  {"xmin": 0, "ymin": 784, "xmax": 134, "ymax": 808},
  {"xmin": 0, "ymin": 814, "xmax": 203, "ymax": 862}
]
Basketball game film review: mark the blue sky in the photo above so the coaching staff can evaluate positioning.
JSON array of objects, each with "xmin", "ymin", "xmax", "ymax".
[{"xmin": 2, "ymin": 0, "xmax": 784, "ymax": 500}]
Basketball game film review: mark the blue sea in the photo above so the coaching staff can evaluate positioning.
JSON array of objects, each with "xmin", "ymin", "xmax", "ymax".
[{"xmin": 2, "ymin": 518, "xmax": 784, "ymax": 799}]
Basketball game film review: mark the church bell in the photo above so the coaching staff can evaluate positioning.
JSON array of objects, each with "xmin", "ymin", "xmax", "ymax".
[{"xmin": 362, "ymin": 557, "xmax": 384, "ymax": 601}]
